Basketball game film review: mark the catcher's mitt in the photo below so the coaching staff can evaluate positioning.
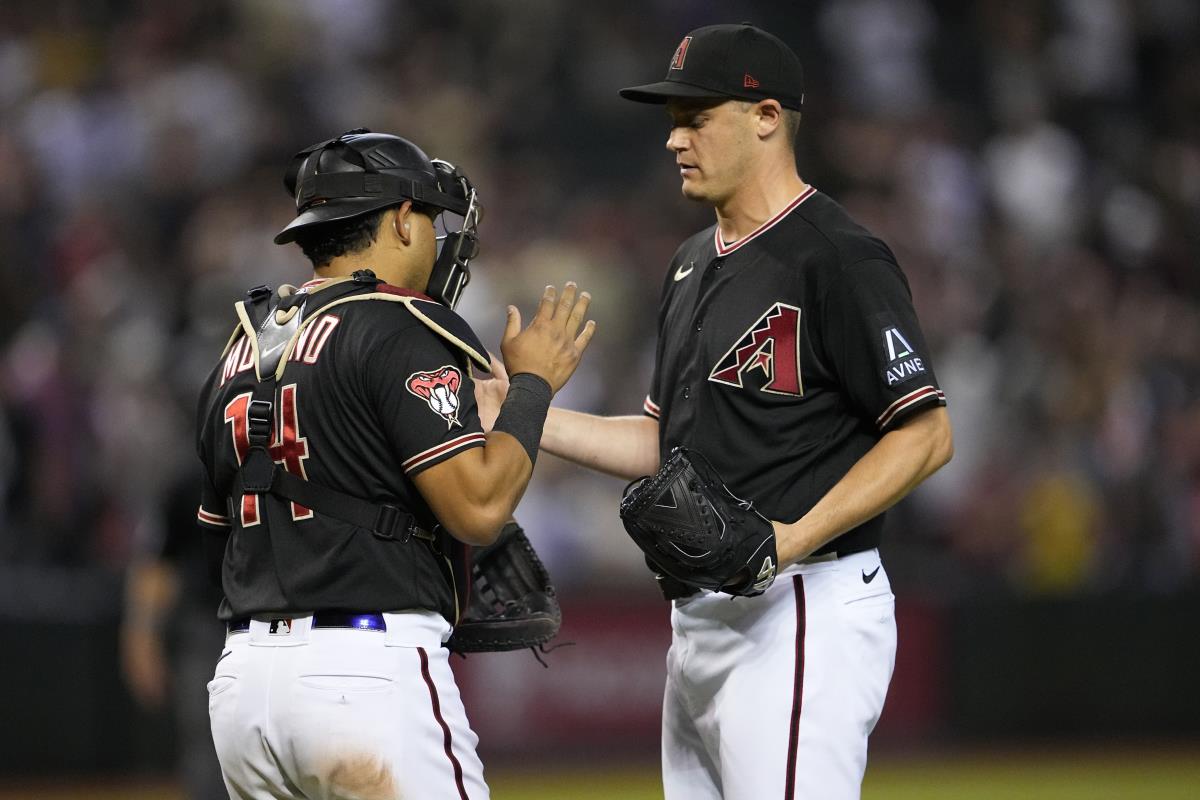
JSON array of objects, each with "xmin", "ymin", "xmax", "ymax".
[
  {"xmin": 446, "ymin": 520, "xmax": 562, "ymax": 655},
  {"xmin": 619, "ymin": 447, "xmax": 778, "ymax": 597}
]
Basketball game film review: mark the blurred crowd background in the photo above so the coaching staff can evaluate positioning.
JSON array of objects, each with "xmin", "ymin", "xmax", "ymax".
[{"xmin": 1, "ymin": 0, "xmax": 1199, "ymax": 792}]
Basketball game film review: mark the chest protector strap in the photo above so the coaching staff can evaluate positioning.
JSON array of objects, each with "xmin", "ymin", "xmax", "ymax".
[{"xmin": 230, "ymin": 272, "xmax": 455, "ymax": 545}]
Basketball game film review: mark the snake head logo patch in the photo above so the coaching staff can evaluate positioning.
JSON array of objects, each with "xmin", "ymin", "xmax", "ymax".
[{"xmin": 407, "ymin": 365, "xmax": 464, "ymax": 428}]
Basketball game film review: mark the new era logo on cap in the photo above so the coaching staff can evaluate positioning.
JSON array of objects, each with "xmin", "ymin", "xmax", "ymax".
[
  {"xmin": 670, "ymin": 36, "xmax": 692, "ymax": 70},
  {"xmin": 744, "ymin": 73, "xmax": 760, "ymax": 88}
]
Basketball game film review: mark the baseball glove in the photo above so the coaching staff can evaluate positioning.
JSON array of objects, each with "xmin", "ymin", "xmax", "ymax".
[
  {"xmin": 619, "ymin": 446, "xmax": 778, "ymax": 597},
  {"xmin": 446, "ymin": 520, "xmax": 562, "ymax": 655}
]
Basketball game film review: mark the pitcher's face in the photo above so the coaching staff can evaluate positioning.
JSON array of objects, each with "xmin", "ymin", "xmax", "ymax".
[{"xmin": 665, "ymin": 99, "xmax": 757, "ymax": 205}]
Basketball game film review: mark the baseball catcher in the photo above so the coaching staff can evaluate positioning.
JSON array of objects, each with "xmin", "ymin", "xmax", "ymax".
[
  {"xmin": 200, "ymin": 127, "xmax": 595, "ymax": 798},
  {"xmin": 620, "ymin": 446, "xmax": 778, "ymax": 597}
]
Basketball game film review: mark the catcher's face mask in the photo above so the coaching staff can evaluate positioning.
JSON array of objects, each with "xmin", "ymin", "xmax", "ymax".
[{"xmin": 425, "ymin": 158, "xmax": 482, "ymax": 310}]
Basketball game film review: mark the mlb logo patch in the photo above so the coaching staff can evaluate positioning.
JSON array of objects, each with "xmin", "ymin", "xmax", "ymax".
[{"xmin": 268, "ymin": 618, "xmax": 293, "ymax": 635}]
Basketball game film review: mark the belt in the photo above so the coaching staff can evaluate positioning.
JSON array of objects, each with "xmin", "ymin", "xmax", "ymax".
[{"xmin": 227, "ymin": 612, "xmax": 386, "ymax": 633}]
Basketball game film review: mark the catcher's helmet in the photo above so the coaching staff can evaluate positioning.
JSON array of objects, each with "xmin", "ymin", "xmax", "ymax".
[{"xmin": 274, "ymin": 128, "xmax": 482, "ymax": 309}]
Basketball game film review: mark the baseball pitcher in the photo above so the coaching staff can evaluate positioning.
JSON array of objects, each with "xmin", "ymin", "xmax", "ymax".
[{"xmin": 476, "ymin": 24, "xmax": 953, "ymax": 800}]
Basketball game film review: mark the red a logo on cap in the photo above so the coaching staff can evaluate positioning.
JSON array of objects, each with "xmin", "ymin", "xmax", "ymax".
[
  {"xmin": 744, "ymin": 73, "xmax": 760, "ymax": 89},
  {"xmin": 670, "ymin": 36, "xmax": 692, "ymax": 70}
]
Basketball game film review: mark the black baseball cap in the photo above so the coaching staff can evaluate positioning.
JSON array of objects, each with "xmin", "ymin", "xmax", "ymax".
[{"xmin": 620, "ymin": 23, "xmax": 804, "ymax": 111}]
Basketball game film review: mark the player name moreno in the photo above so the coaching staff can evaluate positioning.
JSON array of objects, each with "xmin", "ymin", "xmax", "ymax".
[{"xmin": 220, "ymin": 313, "xmax": 340, "ymax": 386}]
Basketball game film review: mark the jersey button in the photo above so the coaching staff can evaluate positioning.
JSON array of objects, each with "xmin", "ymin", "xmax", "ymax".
[
  {"xmin": 682, "ymin": 386, "xmax": 691, "ymax": 399},
  {"xmin": 695, "ymin": 320, "xmax": 703, "ymax": 332},
  {"xmin": 713, "ymin": 260, "xmax": 724, "ymax": 270}
]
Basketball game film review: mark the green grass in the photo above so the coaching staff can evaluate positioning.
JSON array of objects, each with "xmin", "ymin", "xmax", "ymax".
[
  {"xmin": 487, "ymin": 751, "xmax": 1200, "ymax": 800},
  {"xmin": 2, "ymin": 750, "xmax": 1197, "ymax": 799},
  {"xmin": 489, "ymin": 767, "xmax": 659, "ymax": 799},
  {"xmin": 861, "ymin": 752, "xmax": 1200, "ymax": 800}
]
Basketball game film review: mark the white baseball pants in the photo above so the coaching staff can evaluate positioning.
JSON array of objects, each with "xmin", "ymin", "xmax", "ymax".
[
  {"xmin": 208, "ymin": 611, "xmax": 488, "ymax": 800},
  {"xmin": 663, "ymin": 549, "xmax": 897, "ymax": 800}
]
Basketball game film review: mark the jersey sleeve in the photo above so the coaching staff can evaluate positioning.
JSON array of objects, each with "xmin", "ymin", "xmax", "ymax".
[
  {"xmin": 194, "ymin": 385, "xmax": 233, "ymax": 531},
  {"xmin": 643, "ymin": 351, "xmax": 662, "ymax": 420},
  {"xmin": 820, "ymin": 258, "xmax": 946, "ymax": 432},
  {"xmin": 197, "ymin": 467, "xmax": 233, "ymax": 530},
  {"xmin": 366, "ymin": 325, "xmax": 487, "ymax": 477},
  {"xmin": 645, "ymin": 251, "xmax": 685, "ymax": 420}
]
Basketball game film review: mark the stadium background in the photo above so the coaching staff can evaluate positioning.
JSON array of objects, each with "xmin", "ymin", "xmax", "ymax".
[{"xmin": 0, "ymin": 0, "xmax": 1198, "ymax": 797}]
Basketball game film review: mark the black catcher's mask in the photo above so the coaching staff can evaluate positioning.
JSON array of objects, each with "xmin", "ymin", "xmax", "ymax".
[{"xmin": 274, "ymin": 128, "xmax": 482, "ymax": 309}]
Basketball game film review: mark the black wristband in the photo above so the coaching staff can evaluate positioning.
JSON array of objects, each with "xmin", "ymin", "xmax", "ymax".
[{"xmin": 493, "ymin": 373, "xmax": 552, "ymax": 466}]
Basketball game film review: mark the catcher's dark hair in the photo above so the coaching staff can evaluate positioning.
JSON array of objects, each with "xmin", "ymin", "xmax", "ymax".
[
  {"xmin": 293, "ymin": 203, "xmax": 439, "ymax": 267},
  {"xmin": 292, "ymin": 206, "xmax": 393, "ymax": 268}
]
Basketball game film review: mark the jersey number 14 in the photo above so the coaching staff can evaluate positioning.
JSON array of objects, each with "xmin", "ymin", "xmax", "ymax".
[{"xmin": 223, "ymin": 384, "xmax": 312, "ymax": 526}]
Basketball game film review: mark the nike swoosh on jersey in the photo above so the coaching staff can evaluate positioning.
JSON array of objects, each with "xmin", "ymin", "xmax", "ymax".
[
  {"xmin": 673, "ymin": 261, "xmax": 695, "ymax": 281},
  {"xmin": 862, "ymin": 566, "xmax": 881, "ymax": 584}
]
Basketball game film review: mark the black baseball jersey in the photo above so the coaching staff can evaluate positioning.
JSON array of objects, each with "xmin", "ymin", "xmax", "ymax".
[
  {"xmin": 644, "ymin": 187, "xmax": 946, "ymax": 556},
  {"xmin": 195, "ymin": 279, "xmax": 487, "ymax": 622}
]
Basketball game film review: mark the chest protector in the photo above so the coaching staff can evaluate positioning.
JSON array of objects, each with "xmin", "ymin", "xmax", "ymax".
[{"xmin": 225, "ymin": 269, "xmax": 490, "ymax": 617}]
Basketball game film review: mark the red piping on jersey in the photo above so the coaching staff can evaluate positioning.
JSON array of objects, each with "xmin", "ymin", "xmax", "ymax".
[
  {"xmin": 714, "ymin": 186, "xmax": 817, "ymax": 257},
  {"xmin": 784, "ymin": 574, "xmax": 806, "ymax": 799},
  {"xmin": 876, "ymin": 385, "xmax": 945, "ymax": 430},
  {"xmin": 418, "ymin": 647, "xmax": 469, "ymax": 800},
  {"xmin": 403, "ymin": 433, "xmax": 488, "ymax": 473},
  {"xmin": 643, "ymin": 395, "xmax": 661, "ymax": 419},
  {"xmin": 299, "ymin": 279, "xmax": 433, "ymax": 302},
  {"xmin": 197, "ymin": 506, "xmax": 232, "ymax": 527},
  {"xmin": 377, "ymin": 283, "xmax": 434, "ymax": 301}
]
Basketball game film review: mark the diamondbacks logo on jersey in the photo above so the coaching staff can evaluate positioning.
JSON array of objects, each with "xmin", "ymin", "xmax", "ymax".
[
  {"xmin": 407, "ymin": 366, "xmax": 464, "ymax": 428},
  {"xmin": 670, "ymin": 36, "xmax": 692, "ymax": 70},
  {"xmin": 709, "ymin": 303, "xmax": 803, "ymax": 396},
  {"xmin": 881, "ymin": 326, "xmax": 927, "ymax": 386}
]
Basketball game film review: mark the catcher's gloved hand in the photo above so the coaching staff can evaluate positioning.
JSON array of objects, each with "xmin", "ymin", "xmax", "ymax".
[
  {"xmin": 445, "ymin": 520, "xmax": 562, "ymax": 655},
  {"xmin": 620, "ymin": 447, "xmax": 778, "ymax": 597}
]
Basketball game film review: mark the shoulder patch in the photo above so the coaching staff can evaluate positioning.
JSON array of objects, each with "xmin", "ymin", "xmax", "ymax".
[
  {"xmin": 880, "ymin": 325, "xmax": 927, "ymax": 386},
  {"xmin": 406, "ymin": 365, "xmax": 465, "ymax": 428}
]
